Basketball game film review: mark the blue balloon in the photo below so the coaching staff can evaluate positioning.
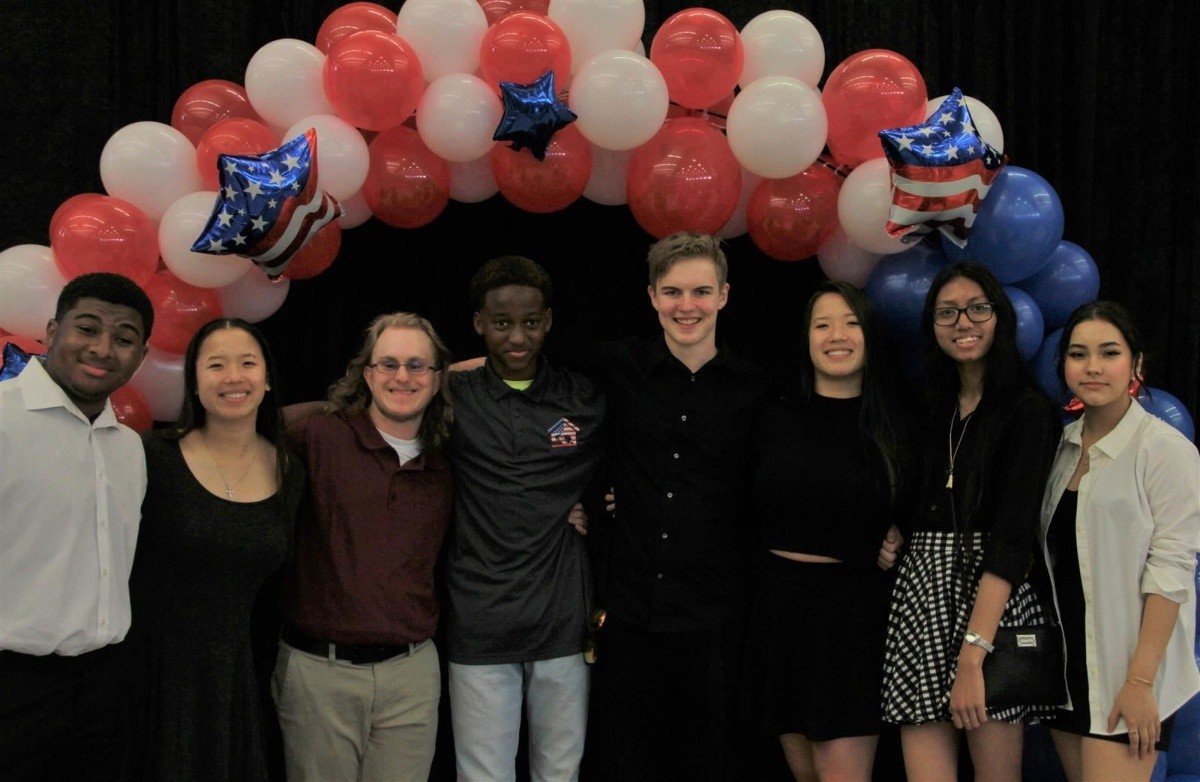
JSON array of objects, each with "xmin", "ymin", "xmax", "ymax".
[
  {"xmin": 1138, "ymin": 387, "xmax": 1196, "ymax": 441},
  {"xmin": 865, "ymin": 241, "xmax": 946, "ymax": 343},
  {"xmin": 1017, "ymin": 241, "xmax": 1100, "ymax": 331},
  {"xmin": 941, "ymin": 166, "xmax": 1064, "ymax": 284},
  {"xmin": 1029, "ymin": 328, "xmax": 1069, "ymax": 405},
  {"xmin": 1004, "ymin": 286, "xmax": 1045, "ymax": 361},
  {"xmin": 1167, "ymin": 688, "xmax": 1200, "ymax": 774},
  {"xmin": 1149, "ymin": 752, "xmax": 1168, "ymax": 782}
]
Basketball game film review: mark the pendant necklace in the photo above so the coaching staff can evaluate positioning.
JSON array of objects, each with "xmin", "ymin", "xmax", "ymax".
[
  {"xmin": 946, "ymin": 406, "xmax": 974, "ymax": 489},
  {"xmin": 200, "ymin": 432, "xmax": 255, "ymax": 499}
]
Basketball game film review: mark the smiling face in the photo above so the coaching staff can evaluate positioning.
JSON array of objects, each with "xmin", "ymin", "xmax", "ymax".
[
  {"xmin": 474, "ymin": 284, "xmax": 552, "ymax": 381},
  {"xmin": 43, "ymin": 296, "xmax": 148, "ymax": 419},
  {"xmin": 364, "ymin": 326, "xmax": 441, "ymax": 437},
  {"xmin": 932, "ymin": 276, "xmax": 996, "ymax": 366},
  {"xmin": 648, "ymin": 256, "xmax": 729, "ymax": 356},
  {"xmin": 194, "ymin": 326, "xmax": 269, "ymax": 424},
  {"xmin": 809, "ymin": 292, "xmax": 865, "ymax": 390},
  {"xmin": 1063, "ymin": 318, "xmax": 1140, "ymax": 413}
]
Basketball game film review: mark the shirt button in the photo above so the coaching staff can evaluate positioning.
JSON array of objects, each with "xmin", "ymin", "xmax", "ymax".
[
  {"xmin": 101, "ymin": 569, "xmax": 109, "ymax": 577},
  {"xmin": 680, "ymin": 414, "xmax": 687, "ymax": 422},
  {"xmin": 690, "ymin": 375, "xmax": 696, "ymax": 382},
  {"xmin": 673, "ymin": 452, "xmax": 680, "ymax": 459},
  {"xmin": 931, "ymin": 504, "xmax": 938, "ymax": 511},
  {"xmin": 666, "ymin": 492, "xmax": 673, "ymax": 499},
  {"xmin": 390, "ymin": 492, "xmax": 397, "ymax": 501},
  {"xmin": 99, "ymin": 619, "xmax": 107, "ymax": 627},
  {"xmin": 661, "ymin": 532, "xmax": 669, "ymax": 539},
  {"xmin": 656, "ymin": 573, "xmax": 664, "ymax": 579}
]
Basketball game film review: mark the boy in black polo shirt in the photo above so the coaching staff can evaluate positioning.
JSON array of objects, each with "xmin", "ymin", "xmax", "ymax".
[{"xmin": 444, "ymin": 257, "xmax": 605, "ymax": 782}]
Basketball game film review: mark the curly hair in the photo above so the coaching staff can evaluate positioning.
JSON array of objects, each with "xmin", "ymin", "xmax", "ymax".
[{"xmin": 325, "ymin": 312, "xmax": 454, "ymax": 450}]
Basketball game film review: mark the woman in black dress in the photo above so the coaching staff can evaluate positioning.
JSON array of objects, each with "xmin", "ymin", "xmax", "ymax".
[
  {"xmin": 125, "ymin": 318, "xmax": 304, "ymax": 781},
  {"xmin": 881, "ymin": 263, "xmax": 1061, "ymax": 781},
  {"xmin": 752, "ymin": 281, "xmax": 910, "ymax": 781}
]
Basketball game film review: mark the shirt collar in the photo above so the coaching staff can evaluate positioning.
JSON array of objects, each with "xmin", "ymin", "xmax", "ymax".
[
  {"xmin": 1064, "ymin": 398, "xmax": 1147, "ymax": 460},
  {"xmin": 19, "ymin": 358, "xmax": 120, "ymax": 428},
  {"xmin": 342, "ymin": 409, "xmax": 444, "ymax": 470},
  {"xmin": 482, "ymin": 355, "xmax": 550, "ymax": 402},
  {"xmin": 644, "ymin": 335, "xmax": 731, "ymax": 374}
]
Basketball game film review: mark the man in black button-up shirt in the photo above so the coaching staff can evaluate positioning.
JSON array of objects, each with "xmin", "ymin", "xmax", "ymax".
[{"xmin": 586, "ymin": 234, "xmax": 768, "ymax": 782}]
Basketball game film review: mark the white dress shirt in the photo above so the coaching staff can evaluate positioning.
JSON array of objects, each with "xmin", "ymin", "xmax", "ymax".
[
  {"xmin": 1039, "ymin": 399, "xmax": 1200, "ymax": 734},
  {"xmin": 0, "ymin": 359, "xmax": 146, "ymax": 656}
]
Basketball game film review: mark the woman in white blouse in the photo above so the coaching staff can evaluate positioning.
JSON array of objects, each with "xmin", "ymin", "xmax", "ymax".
[{"xmin": 1039, "ymin": 301, "xmax": 1199, "ymax": 782}]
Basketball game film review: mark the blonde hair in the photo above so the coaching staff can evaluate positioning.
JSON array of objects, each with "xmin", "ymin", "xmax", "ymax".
[
  {"xmin": 647, "ymin": 232, "xmax": 728, "ymax": 286},
  {"xmin": 325, "ymin": 312, "xmax": 454, "ymax": 450}
]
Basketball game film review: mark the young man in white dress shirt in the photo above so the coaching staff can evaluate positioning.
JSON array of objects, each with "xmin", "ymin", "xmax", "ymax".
[{"xmin": 0, "ymin": 272, "xmax": 153, "ymax": 780}]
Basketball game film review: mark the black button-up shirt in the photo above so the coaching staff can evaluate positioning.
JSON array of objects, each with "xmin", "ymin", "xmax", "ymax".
[{"xmin": 586, "ymin": 338, "xmax": 767, "ymax": 631}]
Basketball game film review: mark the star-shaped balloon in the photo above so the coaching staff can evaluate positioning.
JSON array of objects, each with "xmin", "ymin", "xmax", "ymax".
[
  {"xmin": 493, "ymin": 71, "xmax": 577, "ymax": 161},
  {"xmin": 191, "ymin": 128, "xmax": 342, "ymax": 278},
  {"xmin": 1, "ymin": 342, "xmax": 40, "ymax": 382},
  {"xmin": 878, "ymin": 88, "xmax": 1005, "ymax": 248}
]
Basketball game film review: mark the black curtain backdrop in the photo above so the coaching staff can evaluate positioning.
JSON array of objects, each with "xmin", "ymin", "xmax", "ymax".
[{"xmin": 3, "ymin": 1, "xmax": 1198, "ymax": 414}]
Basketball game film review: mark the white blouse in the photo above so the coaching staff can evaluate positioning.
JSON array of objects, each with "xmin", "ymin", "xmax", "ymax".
[{"xmin": 1039, "ymin": 399, "xmax": 1200, "ymax": 735}]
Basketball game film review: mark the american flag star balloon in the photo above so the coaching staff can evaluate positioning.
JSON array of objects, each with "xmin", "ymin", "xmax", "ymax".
[
  {"xmin": 878, "ymin": 88, "xmax": 1005, "ymax": 248},
  {"xmin": 492, "ymin": 70, "xmax": 577, "ymax": 161},
  {"xmin": 191, "ymin": 128, "xmax": 342, "ymax": 278},
  {"xmin": 0, "ymin": 342, "xmax": 39, "ymax": 382}
]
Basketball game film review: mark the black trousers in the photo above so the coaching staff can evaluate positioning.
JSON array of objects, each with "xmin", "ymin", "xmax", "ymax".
[
  {"xmin": 0, "ymin": 645, "xmax": 127, "ymax": 781},
  {"xmin": 586, "ymin": 616, "xmax": 747, "ymax": 782}
]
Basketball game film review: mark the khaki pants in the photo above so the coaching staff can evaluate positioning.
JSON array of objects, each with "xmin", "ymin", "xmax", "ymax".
[{"xmin": 272, "ymin": 639, "xmax": 441, "ymax": 782}]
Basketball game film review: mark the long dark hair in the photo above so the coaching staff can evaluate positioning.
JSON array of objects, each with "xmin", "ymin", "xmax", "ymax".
[
  {"xmin": 799, "ymin": 280, "xmax": 910, "ymax": 503},
  {"xmin": 168, "ymin": 318, "xmax": 288, "ymax": 486}
]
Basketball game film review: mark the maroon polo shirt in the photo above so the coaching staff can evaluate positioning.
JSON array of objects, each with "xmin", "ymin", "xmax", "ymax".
[{"xmin": 282, "ymin": 410, "xmax": 452, "ymax": 645}]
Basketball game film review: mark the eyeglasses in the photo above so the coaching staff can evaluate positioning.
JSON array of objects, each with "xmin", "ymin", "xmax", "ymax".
[
  {"xmin": 366, "ymin": 357, "xmax": 440, "ymax": 376},
  {"xmin": 933, "ymin": 302, "xmax": 995, "ymax": 326},
  {"xmin": 583, "ymin": 608, "xmax": 607, "ymax": 665}
]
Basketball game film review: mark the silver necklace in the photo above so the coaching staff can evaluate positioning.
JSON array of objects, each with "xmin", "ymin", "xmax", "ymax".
[
  {"xmin": 199, "ymin": 432, "xmax": 255, "ymax": 499},
  {"xmin": 946, "ymin": 406, "xmax": 974, "ymax": 489}
]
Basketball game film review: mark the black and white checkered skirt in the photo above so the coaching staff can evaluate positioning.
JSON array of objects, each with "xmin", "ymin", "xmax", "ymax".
[{"xmin": 882, "ymin": 530, "xmax": 1056, "ymax": 725}]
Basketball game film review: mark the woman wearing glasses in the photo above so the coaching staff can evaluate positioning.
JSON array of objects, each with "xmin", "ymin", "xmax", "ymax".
[
  {"xmin": 1038, "ymin": 302, "xmax": 1198, "ymax": 782},
  {"xmin": 882, "ymin": 263, "xmax": 1062, "ymax": 781},
  {"xmin": 751, "ymin": 281, "xmax": 911, "ymax": 781},
  {"xmin": 125, "ymin": 318, "xmax": 305, "ymax": 780}
]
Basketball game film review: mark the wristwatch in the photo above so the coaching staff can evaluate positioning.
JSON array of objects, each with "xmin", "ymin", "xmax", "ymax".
[{"xmin": 963, "ymin": 631, "xmax": 995, "ymax": 653}]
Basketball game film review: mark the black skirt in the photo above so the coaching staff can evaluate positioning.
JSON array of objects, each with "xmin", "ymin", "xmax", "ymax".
[{"xmin": 750, "ymin": 554, "xmax": 890, "ymax": 741}]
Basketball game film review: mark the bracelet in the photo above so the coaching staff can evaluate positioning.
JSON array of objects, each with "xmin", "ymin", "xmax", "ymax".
[{"xmin": 1127, "ymin": 676, "xmax": 1153, "ymax": 686}]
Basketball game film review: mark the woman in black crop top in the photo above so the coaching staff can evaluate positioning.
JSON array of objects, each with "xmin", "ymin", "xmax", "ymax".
[
  {"xmin": 881, "ymin": 263, "xmax": 1061, "ymax": 782},
  {"xmin": 750, "ymin": 281, "xmax": 911, "ymax": 781}
]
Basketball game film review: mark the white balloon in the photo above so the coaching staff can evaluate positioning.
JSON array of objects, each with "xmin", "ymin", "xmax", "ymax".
[
  {"xmin": 0, "ymin": 245, "xmax": 68, "ymax": 339},
  {"xmin": 245, "ymin": 39, "xmax": 334, "ymax": 129},
  {"xmin": 99, "ymin": 122, "xmax": 205, "ymax": 221},
  {"xmin": 549, "ymin": 0, "xmax": 646, "ymax": 74},
  {"xmin": 740, "ymin": 10, "xmax": 824, "ymax": 89},
  {"xmin": 817, "ymin": 227, "xmax": 884, "ymax": 287},
  {"xmin": 716, "ymin": 168, "xmax": 762, "ymax": 239},
  {"xmin": 416, "ymin": 74, "xmax": 502, "ymax": 163},
  {"xmin": 727, "ymin": 76, "xmax": 826, "ymax": 179},
  {"xmin": 448, "ymin": 157, "xmax": 499, "ymax": 203},
  {"xmin": 396, "ymin": 0, "xmax": 488, "ymax": 81},
  {"xmin": 926, "ymin": 94, "xmax": 1005, "ymax": 153},
  {"xmin": 130, "ymin": 347, "xmax": 185, "ymax": 422},
  {"xmin": 634, "ymin": 39, "xmax": 645, "ymax": 56},
  {"xmin": 336, "ymin": 190, "xmax": 373, "ymax": 229},
  {"xmin": 570, "ymin": 50, "xmax": 668, "ymax": 151},
  {"xmin": 158, "ymin": 192, "xmax": 252, "ymax": 289},
  {"xmin": 283, "ymin": 115, "xmax": 369, "ymax": 200},
  {"xmin": 217, "ymin": 266, "xmax": 290, "ymax": 323},
  {"xmin": 836, "ymin": 158, "xmax": 908, "ymax": 255},
  {"xmin": 583, "ymin": 145, "xmax": 632, "ymax": 205}
]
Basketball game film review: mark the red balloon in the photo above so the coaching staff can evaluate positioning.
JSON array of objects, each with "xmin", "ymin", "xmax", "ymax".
[
  {"xmin": 747, "ymin": 164, "xmax": 842, "ymax": 261},
  {"xmin": 477, "ymin": 0, "xmax": 550, "ymax": 26},
  {"xmin": 50, "ymin": 195, "xmax": 158, "ymax": 286},
  {"xmin": 479, "ymin": 12, "xmax": 571, "ymax": 89},
  {"xmin": 143, "ymin": 270, "xmax": 223, "ymax": 355},
  {"xmin": 822, "ymin": 49, "xmax": 928, "ymax": 168},
  {"xmin": 626, "ymin": 117, "xmax": 742, "ymax": 239},
  {"xmin": 195, "ymin": 119, "xmax": 280, "ymax": 190},
  {"xmin": 316, "ymin": 2, "xmax": 398, "ymax": 54},
  {"xmin": 172, "ymin": 80, "xmax": 262, "ymax": 146},
  {"xmin": 283, "ymin": 222, "xmax": 343, "ymax": 281},
  {"xmin": 110, "ymin": 384, "xmax": 153, "ymax": 432},
  {"xmin": 651, "ymin": 8, "xmax": 744, "ymax": 110},
  {"xmin": 364, "ymin": 126, "xmax": 451, "ymax": 229},
  {"xmin": 324, "ymin": 30, "xmax": 425, "ymax": 131},
  {"xmin": 0, "ymin": 332, "xmax": 46, "ymax": 355},
  {"xmin": 491, "ymin": 124, "xmax": 591, "ymax": 213}
]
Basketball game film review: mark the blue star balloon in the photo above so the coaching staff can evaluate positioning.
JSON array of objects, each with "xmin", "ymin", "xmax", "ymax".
[
  {"xmin": 1, "ymin": 342, "xmax": 40, "ymax": 382},
  {"xmin": 191, "ymin": 128, "xmax": 341, "ymax": 278},
  {"xmin": 878, "ymin": 87, "xmax": 1005, "ymax": 247},
  {"xmin": 493, "ymin": 71, "xmax": 577, "ymax": 161}
]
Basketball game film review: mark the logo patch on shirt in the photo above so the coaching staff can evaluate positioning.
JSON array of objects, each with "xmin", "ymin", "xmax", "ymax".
[{"xmin": 548, "ymin": 417, "xmax": 580, "ymax": 448}]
